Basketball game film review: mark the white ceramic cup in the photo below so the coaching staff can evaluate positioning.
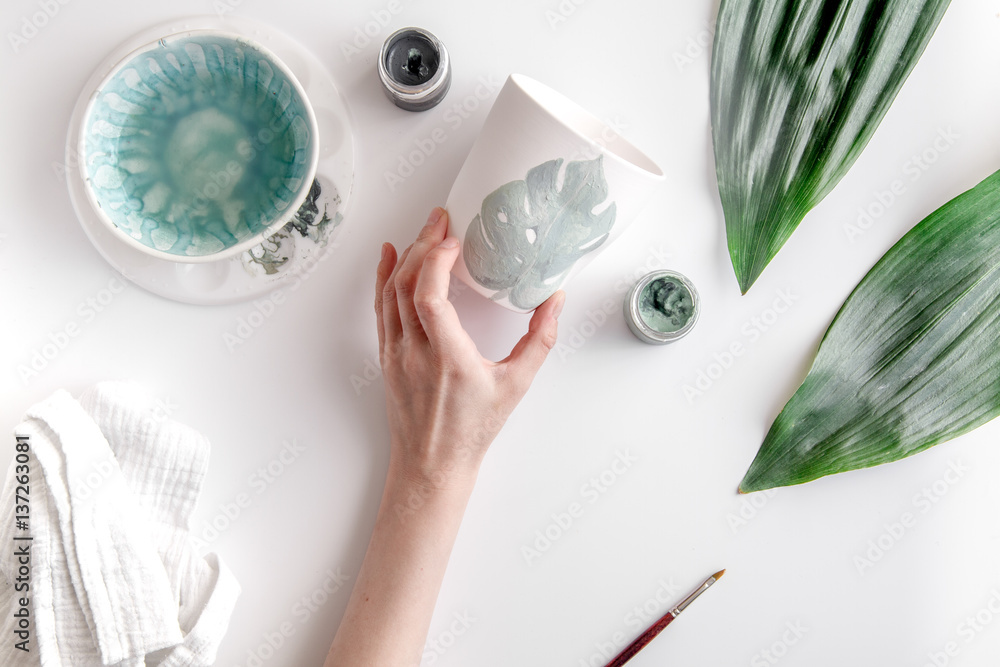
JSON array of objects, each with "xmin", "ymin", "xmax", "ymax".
[{"xmin": 446, "ymin": 74, "xmax": 665, "ymax": 312}]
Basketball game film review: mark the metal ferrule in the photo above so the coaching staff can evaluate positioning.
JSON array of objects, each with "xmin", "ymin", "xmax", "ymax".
[{"xmin": 671, "ymin": 576, "xmax": 717, "ymax": 616}]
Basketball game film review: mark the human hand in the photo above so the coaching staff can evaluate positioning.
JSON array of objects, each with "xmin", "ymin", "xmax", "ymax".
[
  {"xmin": 326, "ymin": 207, "xmax": 560, "ymax": 666},
  {"xmin": 375, "ymin": 207, "xmax": 564, "ymax": 491}
]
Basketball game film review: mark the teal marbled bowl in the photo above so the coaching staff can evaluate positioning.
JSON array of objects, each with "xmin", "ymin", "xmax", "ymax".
[{"xmin": 80, "ymin": 30, "xmax": 318, "ymax": 262}]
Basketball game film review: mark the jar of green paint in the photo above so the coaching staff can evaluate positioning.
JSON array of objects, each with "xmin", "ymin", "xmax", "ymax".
[{"xmin": 624, "ymin": 270, "xmax": 699, "ymax": 344}]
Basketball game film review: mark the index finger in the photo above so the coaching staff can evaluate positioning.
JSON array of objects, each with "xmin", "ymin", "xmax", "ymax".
[
  {"xmin": 374, "ymin": 242, "xmax": 397, "ymax": 356},
  {"xmin": 393, "ymin": 207, "xmax": 449, "ymax": 338},
  {"xmin": 412, "ymin": 236, "xmax": 464, "ymax": 350}
]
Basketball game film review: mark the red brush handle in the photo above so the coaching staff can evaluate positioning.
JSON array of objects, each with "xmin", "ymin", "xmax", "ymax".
[{"xmin": 602, "ymin": 609, "xmax": 676, "ymax": 667}]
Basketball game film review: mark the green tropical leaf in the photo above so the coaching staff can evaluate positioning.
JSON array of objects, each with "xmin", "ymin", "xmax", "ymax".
[
  {"xmin": 740, "ymin": 169, "xmax": 1000, "ymax": 493},
  {"xmin": 463, "ymin": 156, "xmax": 616, "ymax": 310},
  {"xmin": 711, "ymin": 0, "xmax": 951, "ymax": 294}
]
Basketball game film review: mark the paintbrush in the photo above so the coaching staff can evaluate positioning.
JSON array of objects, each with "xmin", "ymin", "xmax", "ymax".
[{"xmin": 602, "ymin": 569, "xmax": 725, "ymax": 667}]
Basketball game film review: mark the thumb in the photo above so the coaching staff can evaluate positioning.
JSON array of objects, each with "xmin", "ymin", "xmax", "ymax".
[{"xmin": 498, "ymin": 291, "xmax": 565, "ymax": 397}]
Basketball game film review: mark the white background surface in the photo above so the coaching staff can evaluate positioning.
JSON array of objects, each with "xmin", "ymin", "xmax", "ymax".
[{"xmin": 2, "ymin": 1, "xmax": 1000, "ymax": 666}]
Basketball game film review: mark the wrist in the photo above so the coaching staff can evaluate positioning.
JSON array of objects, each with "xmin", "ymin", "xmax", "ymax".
[
  {"xmin": 379, "ymin": 459, "xmax": 477, "ymax": 531},
  {"xmin": 386, "ymin": 445, "xmax": 482, "ymax": 497}
]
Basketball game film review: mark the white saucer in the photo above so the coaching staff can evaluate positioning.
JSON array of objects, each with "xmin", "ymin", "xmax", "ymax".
[{"xmin": 66, "ymin": 15, "xmax": 355, "ymax": 305}]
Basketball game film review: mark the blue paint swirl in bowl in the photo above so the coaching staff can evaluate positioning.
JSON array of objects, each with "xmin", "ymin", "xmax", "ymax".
[{"xmin": 81, "ymin": 31, "xmax": 318, "ymax": 261}]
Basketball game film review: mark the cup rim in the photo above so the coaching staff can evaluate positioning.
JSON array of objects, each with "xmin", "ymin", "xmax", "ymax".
[
  {"xmin": 78, "ymin": 28, "xmax": 320, "ymax": 264},
  {"xmin": 507, "ymin": 73, "xmax": 665, "ymax": 181}
]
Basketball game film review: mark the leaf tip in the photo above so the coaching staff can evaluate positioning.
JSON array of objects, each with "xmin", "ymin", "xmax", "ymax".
[
  {"xmin": 738, "ymin": 467, "xmax": 766, "ymax": 494},
  {"xmin": 736, "ymin": 271, "xmax": 758, "ymax": 295}
]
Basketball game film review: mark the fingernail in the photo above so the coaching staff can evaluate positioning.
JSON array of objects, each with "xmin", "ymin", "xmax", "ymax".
[
  {"xmin": 428, "ymin": 207, "xmax": 445, "ymax": 224},
  {"xmin": 380, "ymin": 242, "xmax": 390, "ymax": 261},
  {"xmin": 552, "ymin": 291, "xmax": 566, "ymax": 319},
  {"xmin": 440, "ymin": 237, "xmax": 459, "ymax": 249}
]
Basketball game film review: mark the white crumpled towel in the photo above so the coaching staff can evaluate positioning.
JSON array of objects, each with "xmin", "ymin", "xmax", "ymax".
[{"xmin": 0, "ymin": 382, "xmax": 240, "ymax": 666}]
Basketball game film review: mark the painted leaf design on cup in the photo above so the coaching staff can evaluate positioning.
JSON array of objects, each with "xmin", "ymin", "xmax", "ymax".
[{"xmin": 463, "ymin": 156, "xmax": 617, "ymax": 310}]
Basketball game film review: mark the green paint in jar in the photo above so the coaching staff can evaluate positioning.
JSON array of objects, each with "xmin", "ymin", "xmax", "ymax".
[{"xmin": 623, "ymin": 270, "xmax": 699, "ymax": 344}]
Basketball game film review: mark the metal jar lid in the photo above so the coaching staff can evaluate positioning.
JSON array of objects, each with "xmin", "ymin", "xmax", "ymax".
[
  {"xmin": 623, "ymin": 270, "xmax": 700, "ymax": 344},
  {"xmin": 377, "ymin": 27, "xmax": 452, "ymax": 111}
]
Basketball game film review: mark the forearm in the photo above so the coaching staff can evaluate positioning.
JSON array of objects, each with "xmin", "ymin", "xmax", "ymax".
[
  {"xmin": 325, "ymin": 461, "xmax": 476, "ymax": 666},
  {"xmin": 324, "ymin": 207, "xmax": 560, "ymax": 665}
]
